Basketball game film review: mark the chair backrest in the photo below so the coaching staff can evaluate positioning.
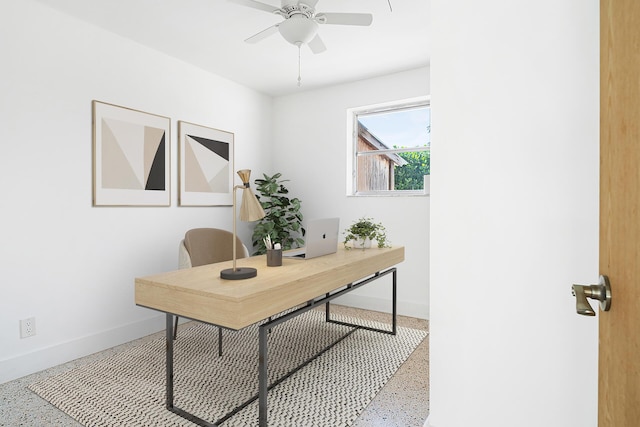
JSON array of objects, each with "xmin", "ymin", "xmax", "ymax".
[{"xmin": 182, "ymin": 228, "xmax": 248, "ymax": 267}]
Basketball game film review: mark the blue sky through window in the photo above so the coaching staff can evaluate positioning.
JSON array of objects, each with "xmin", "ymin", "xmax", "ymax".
[{"xmin": 358, "ymin": 106, "xmax": 430, "ymax": 149}]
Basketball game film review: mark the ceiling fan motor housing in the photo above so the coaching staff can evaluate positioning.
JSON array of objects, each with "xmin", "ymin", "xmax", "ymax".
[{"xmin": 281, "ymin": 2, "xmax": 315, "ymax": 18}]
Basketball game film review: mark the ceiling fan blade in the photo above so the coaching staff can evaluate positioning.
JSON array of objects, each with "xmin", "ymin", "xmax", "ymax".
[
  {"xmin": 229, "ymin": 0, "xmax": 282, "ymax": 14},
  {"xmin": 315, "ymin": 12, "xmax": 373, "ymax": 26},
  {"xmin": 304, "ymin": 0, "xmax": 320, "ymax": 7},
  {"xmin": 245, "ymin": 24, "xmax": 280, "ymax": 43},
  {"xmin": 308, "ymin": 34, "xmax": 327, "ymax": 54}
]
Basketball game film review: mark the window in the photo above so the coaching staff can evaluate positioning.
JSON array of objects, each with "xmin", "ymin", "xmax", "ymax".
[{"xmin": 348, "ymin": 98, "xmax": 430, "ymax": 196}]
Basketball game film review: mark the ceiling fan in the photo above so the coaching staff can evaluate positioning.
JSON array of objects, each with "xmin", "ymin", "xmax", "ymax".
[{"xmin": 229, "ymin": 0, "xmax": 374, "ymax": 54}]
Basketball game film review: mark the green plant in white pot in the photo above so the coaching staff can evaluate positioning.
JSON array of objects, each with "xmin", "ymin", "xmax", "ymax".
[{"xmin": 343, "ymin": 217, "xmax": 390, "ymax": 250}]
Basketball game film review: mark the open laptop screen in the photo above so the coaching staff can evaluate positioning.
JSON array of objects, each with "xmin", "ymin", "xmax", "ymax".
[{"xmin": 283, "ymin": 217, "xmax": 340, "ymax": 259}]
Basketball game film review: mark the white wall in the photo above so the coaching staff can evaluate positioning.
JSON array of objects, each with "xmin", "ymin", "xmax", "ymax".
[
  {"xmin": 273, "ymin": 68, "xmax": 430, "ymax": 319},
  {"xmin": 429, "ymin": 1, "xmax": 599, "ymax": 426},
  {"xmin": 0, "ymin": 0, "xmax": 273, "ymax": 383}
]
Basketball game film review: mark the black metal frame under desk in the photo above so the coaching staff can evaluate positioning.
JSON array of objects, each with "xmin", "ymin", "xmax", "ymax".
[{"xmin": 164, "ymin": 267, "xmax": 397, "ymax": 427}]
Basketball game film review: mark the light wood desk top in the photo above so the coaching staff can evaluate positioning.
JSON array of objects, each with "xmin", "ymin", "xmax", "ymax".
[{"xmin": 135, "ymin": 246, "xmax": 404, "ymax": 330}]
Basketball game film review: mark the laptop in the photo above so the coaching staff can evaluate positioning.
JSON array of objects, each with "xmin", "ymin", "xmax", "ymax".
[{"xmin": 283, "ymin": 217, "xmax": 340, "ymax": 259}]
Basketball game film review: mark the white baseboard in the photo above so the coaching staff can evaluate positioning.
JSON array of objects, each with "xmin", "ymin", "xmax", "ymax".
[
  {"xmin": 333, "ymin": 293, "xmax": 429, "ymax": 319},
  {"xmin": 0, "ymin": 314, "xmax": 165, "ymax": 384}
]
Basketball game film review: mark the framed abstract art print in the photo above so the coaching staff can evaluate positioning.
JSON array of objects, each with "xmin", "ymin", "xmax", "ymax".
[
  {"xmin": 92, "ymin": 101, "xmax": 171, "ymax": 206},
  {"xmin": 178, "ymin": 121, "xmax": 234, "ymax": 206}
]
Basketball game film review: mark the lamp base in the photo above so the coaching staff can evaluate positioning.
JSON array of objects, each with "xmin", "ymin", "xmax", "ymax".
[{"xmin": 220, "ymin": 267, "xmax": 257, "ymax": 280}]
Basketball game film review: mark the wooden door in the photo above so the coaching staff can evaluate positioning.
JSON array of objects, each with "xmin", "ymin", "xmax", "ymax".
[{"xmin": 599, "ymin": 0, "xmax": 640, "ymax": 425}]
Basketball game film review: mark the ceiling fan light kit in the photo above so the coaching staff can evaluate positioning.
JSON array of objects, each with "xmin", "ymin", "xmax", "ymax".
[{"xmin": 278, "ymin": 15, "xmax": 319, "ymax": 45}]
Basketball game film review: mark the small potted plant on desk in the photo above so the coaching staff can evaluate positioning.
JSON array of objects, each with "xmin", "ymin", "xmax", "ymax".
[{"xmin": 343, "ymin": 217, "xmax": 390, "ymax": 250}]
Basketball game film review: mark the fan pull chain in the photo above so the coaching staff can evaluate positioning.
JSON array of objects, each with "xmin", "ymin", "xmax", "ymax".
[{"xmin": 297, "ymin": 44, "xmax": 302, "ymax": 87}]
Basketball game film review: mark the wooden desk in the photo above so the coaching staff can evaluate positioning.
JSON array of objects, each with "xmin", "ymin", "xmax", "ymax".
[
  {"xmin": 135, "ymin": 246, "xmax": 404, "ymax": 426},
  {"xmin": 136, "ymin": 246, "xmax": 404, "ymax": 329}
]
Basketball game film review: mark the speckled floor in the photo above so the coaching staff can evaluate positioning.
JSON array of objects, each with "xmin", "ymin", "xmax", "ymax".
[{"xmin": 0, "ymin": 305, "xmax": 428, "ymax": 427}]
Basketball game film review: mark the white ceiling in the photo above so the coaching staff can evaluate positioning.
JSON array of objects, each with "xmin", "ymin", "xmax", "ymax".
[{"xmin": 34, "ymin": 0, "xmax": 430, "ymax": 97}]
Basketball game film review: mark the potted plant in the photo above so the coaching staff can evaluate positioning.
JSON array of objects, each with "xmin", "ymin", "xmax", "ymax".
[
  {"xmin": 251, "ymin": 172, "xmax": 305, "ymax": 255},
  {"xmin": 343, "ymin": 217, "xmax": 390, "ymax": 250}
]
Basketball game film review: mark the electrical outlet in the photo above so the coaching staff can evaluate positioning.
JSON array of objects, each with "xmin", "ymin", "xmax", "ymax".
[{"xmin": 20, "ymin": 317, "xmax": 36, "ymax": 338}]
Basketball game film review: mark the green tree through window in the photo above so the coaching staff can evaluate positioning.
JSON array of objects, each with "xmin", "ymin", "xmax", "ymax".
[{"xmin": 394, "ymin": 148, "xmax": 430, "ymax": 190}]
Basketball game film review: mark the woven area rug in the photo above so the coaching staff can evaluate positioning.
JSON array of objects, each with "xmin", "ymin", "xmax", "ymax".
[{"xmin": 29, "ymin": 310, "xmax": 427, "ymax": 426}]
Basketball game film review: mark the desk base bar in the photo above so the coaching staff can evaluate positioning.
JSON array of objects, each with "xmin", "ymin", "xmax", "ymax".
[
  {"xmin": 169, "ymin": 406, "xmax": 217, "ymax": 427},
  {"xmin": 166, "ymin": 267, "xmax": 397, "ymax": 427},
  {"xmin": 326, "ymin": 319, "xmax": 395, "ymax": 335}
]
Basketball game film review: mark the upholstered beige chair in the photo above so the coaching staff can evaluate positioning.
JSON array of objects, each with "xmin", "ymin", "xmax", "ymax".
[{"xmin": 174, "ymin": 228, "xmax": 249, "ymax": 340}]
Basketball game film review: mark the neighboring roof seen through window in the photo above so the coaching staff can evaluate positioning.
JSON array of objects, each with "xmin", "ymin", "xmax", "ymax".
[{"xmin": 358, "ymin": 106, "xmax": 430, "ymax": 150}]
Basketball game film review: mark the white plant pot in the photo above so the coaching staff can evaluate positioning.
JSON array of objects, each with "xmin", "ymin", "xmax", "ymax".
[{"xmin": 352, "ymin": 237, "xmax": 372, "ymax": 249}]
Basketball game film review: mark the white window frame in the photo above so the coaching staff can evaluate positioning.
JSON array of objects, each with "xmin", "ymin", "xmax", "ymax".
[{"xmin": 346, "ymin": 96, "xmax": 430, "ymax": 197}]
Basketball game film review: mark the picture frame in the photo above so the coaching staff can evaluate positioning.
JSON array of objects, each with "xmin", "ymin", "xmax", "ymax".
[
  {"xmin": 92, "ymin": 101, "xmax": 171, "ymax": 206},
  {"xmin": 178, "ymin": 121, "xmax": 234, "ymax": 206}
]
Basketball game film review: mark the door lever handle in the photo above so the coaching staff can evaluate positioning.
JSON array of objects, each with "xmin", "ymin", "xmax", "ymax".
[{"xmin": 571, "ymin": 275, "xmax": 612, "ymax": 316}]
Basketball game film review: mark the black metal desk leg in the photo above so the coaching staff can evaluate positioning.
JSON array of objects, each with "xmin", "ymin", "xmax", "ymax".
[
  {"xmin": 259, "ymin": 324, "xmax": 268, "ymax": 426},
  {"xmin": 166, "ymin": 313, "xmax": 174, "ymax": 409},
  {"xmin": 392, "ymin": 269, "xmax": 397, "ymax": 335},
  {"xmin": 325, "ymin": 293, "xmax": 331, "ymax": 322}
]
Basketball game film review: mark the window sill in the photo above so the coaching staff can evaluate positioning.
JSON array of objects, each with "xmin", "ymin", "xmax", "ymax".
[{"xmin": 348, "ymin": 191, "xmax": 430, "ymax": 197}]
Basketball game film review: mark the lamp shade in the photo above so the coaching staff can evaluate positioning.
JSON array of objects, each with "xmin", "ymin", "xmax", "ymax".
[
  {"xmin": 236, "ymin": 169, "xmax": 265, "ymax": 222},
  {"xmin": 240, "ymin": 187, "xmax": 265, "ymax": 222}
]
